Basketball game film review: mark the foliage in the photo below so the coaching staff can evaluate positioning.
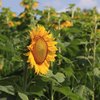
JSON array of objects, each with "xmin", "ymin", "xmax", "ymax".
[{"xmin": 0, "ymin": 0, "xmax": 100, "ymax": 100}]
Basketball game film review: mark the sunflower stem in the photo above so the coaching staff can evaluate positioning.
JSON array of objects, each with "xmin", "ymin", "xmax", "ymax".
[
  {"xmin": 50, "ymin": 62, "xmax": 54, "ymax": 100},
  {"xmin": 51, "ymin": 81, "xmax": 54, "ymax": 100},
  {"xmin": 92, "ymin": 15, "xmax": 97, "ymax": 100},
  {"xmin": 47, "ymin": 7, "xmax": 50, "ymax": 22},
  {"xmin": 23, "ymin": 63, "xmax": 28, "ymax": 91},
  {"xmin": 58, "ymin": 18, "xmax": 61, "ymax": 65}
]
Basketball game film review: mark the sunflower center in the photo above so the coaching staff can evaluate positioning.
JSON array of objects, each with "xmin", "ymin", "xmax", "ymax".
[{"xmin": 32, "ymin": 37, "xmax": 48, "ymax": 65}]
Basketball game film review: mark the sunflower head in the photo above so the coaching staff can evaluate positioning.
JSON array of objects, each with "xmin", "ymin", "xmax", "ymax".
[
  {"xmin": 20, "ymin": 1, "xmax": 30, "ymax": 9},
  {"xmin": 32, "ymin": 1, "xmax": 39, "ymax": 9},
  {"xmin": 61, "ymin": 21, "xmax": 73, "ymax": 28},
  {"xmin": 8, "ymin": 21, "xmax": 14, "ymax": 27},
  {"xmin": 26, "ymin": 26, "xmax": 57, "ymax": 75}
]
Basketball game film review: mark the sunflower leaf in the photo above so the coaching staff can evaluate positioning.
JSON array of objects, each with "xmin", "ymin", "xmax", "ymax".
[
  {"xmin": 18, "ymin": 92, "xmax": 29, "ymax": 100},
  {"xmin": 0, "ymin": 85, "xmax": 14, "ymax": 95},
  {"xmin": 54, "ymin": 72, "xmax": 65, "ymax": 83}
]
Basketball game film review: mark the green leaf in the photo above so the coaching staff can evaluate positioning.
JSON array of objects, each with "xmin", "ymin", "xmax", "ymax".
[
  {"xmin": 93, "ymin": 68, "xmax": 100, "ymax": 77},
  {"xmin": 54, "ymin": 86, "xmax": 83, "ymax": 100},
  {"xmin": 54, "ymin": 72, "xmax": 65, "ymax": 83},
  {"xmin": 27, "ymin": 91, "xmax": 44, "ymax": 97},
  {"xmin": 64, "ymin": 67, "xmax": 74, "ymax": 77},
  {"xmin": 54, "ymin": 86, "xmax": 71, "ymax": 96},
  {"xmin": 0, "ymin": 34, "xmax": 9, "ymax": 42},
  {"xmin": 46, "ymin": 70, "xmax": 54, "ymax": 77},
  {"xmin": 0, "ymin": 85, "xmax": 14, "ymax": 95},
  {"xmin": 28, "ymin": 76, "xmax": 46, "ymax": 97},
  {"xmin": 74, "ymin": 85, "xmax": 93, "ymax": 100},
  {"xmin": 0, "ymin": 76, "xmax": 18, "ymax": 85},
  {"xmin": 58, "ymin": 54, "xmax": 73, "ymax": 65},
  {"xmin": 18, "ymin": 92, "xmax": 29, "ymax": 100},
  {"xmin": 76, "ymin": 56, "xmax": 93, "ymax": 60},
  {"xmin": 0, "ymin": 46, "xmax": 14, "ymax": 53},
  {"xmin": 28, "ymin": 84, "xmax": 44, "ymax": 97},
  {"xmin": 43, "ymin": 71, "xmax": 65, "ymax": 83}
]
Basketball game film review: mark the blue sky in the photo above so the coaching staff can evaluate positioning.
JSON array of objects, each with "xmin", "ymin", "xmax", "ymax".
[{"xmin": 1, "ymin": 0, "xmax": 100, "ymax": 14}]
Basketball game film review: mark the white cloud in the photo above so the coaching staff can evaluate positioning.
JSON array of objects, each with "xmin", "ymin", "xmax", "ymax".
[
  {"xmin": 41, "ymin": 1, "xmax": 62, "ymax": 8},
  {"xmin": 97, "ymin": 7, "xmax": 100, "ymax": 13},
  {"xmin": 77, "ymin": 0, "xmax": 97, "ymax": 9},
  {"xmin": 57, "ymin": 8, "xmax": 66, "ymax": 12}
]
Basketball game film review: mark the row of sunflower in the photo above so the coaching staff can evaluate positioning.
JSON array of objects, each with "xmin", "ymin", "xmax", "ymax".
[{"xmin": 0, "ymin": 0, "xmax": 100, "ymax": 100}]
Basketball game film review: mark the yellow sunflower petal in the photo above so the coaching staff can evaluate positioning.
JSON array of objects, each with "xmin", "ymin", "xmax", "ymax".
[
  {"xmin": 43, "ymin": 34, "xmax": 54, "ymax": 41},
  {"xmin": 27, "ymin": 52, "xmax": 35, "ymax": 68},
  {"xmin": 44, "ymin": 60, "xmax": 49, "ymax": 68},
  {"xmin": 46, "ymin": 54, "xmax": 56, "ymax": 62},
  {"xmin": 38, "ymin": 64, "xmax": 48, "ymax": 74},
  {"xmin": 48, "ymin": 46, "xmax": 58, "ymax": 52},
  {"xmin": 47, "ymin": 41, "xmax": 57, "ymax": 46}
]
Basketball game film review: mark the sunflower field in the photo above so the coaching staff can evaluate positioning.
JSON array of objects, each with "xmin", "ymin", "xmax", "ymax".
[{"xmin": 0, "ymin": 0, "xmax": 100, "ymax": 100}]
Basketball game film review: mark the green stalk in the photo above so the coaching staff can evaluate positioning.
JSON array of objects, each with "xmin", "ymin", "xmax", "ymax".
[
  {"xmin": 51, "ymin": 81, "xmax": 54, "ymax": 100},
  {"xmin": 50, "ymin": 62, "xmax": 54, "ymax": 100},
  {"xmin": 23, "ymin": 63, "xmax": 28, "ymax": 91},
  {"xmin": 71, "ymin": 8, "xmax": 75, "ymax": 19},
  {"xmin": 58, "ymin": 18, "xmax": 61, "ymax": 65},
  {"xmin": 92, "ymin": 40, "xmax": 96, "ymax": 100},
  {"xmin": 92, "ymin": 15, "xmax": 97, "ymax": 100},
  {"xmin": 48, "ymin": 7, "xmax": 50, "ymax": 22}
]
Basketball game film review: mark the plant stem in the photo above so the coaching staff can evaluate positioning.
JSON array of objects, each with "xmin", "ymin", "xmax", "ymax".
[
  {"xmin": 23, "ymin": 64, "xmax": 28, "ymax": 91},
  {"xmin": 50, "ymin": 62, "xmax": 54, "ymax": 100},
  {"xmin": 58, "ymin": 18, "xmax": 61, "ymax": 65},
  {"xmin": 92, "ymin": 15, "xmax": 97, "ymax": 100},
  {"xmin": 48, "ymin": 7, "xmax": 50, "ymax": 22},
  {"xmin": 92, "ymin": 40, "xmax": 96, "ymax": 100},
  {"xmin": 51, "ymin": 81, "xmax": 54, "ymax": 100},
  {"xmin": 71, "ymin": 9, "xmax": 75, "ymax": 19}
]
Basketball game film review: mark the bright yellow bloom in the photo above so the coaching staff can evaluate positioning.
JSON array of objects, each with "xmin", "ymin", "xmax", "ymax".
[
  {"xmin": 25, "ymin": 5, "xmax": 30, "ymax": 9},
  {"xmin": 20, "ymin": 1, "xmax": 30, "ymax": 9},
  {"xmin": 19, "ymin": 12, "xmax": 26, "ymax": 18},
  {"xmin": 26, "ymin": 26, "xmax": 57, "ymax": 74},
  {"xmin": 8, "ymin": 21, "xmax": 14, "ymax": 27},
  {"xmin": 61, "ymin": 21, "xmax": 73, "ymax": 28},
  {"xmin": 74, "ymin": 16, "xmax": 80, "ymax": 19},
  {"xmin": 51, "ymin": 13, "xmax": 57, "ymax": 17},
  {"xmin": 53, "ymin": 21, "xmax": 73, "ymax": 30},
  {"xmin": 32, "ymin": 1, "xmax": 38, "ymax": 9},
  {"xmin": 16, "ymin": 21, "xmax": 21, "ymax": 25},
  {"xmin": 97, "ymin": 29, "xmax": 100, "ymax": 32},
  {"xmin": 53, "ymin": 24, "xmax": 59, "ymax": 30},
  {"xmin": 12, "ymin": 13, "xmax": 16, "ymax": 17}
]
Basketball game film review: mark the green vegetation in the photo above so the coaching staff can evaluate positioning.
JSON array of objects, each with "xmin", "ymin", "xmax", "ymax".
[{"xmin": 0, "ymin": 0, "xmax": 100, "ymax": 100}]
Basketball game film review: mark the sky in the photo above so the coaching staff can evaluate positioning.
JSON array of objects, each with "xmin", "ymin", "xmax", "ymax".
[{"xmin": 1, "ymin": 0, "xmax": 100, "ymax": 14}]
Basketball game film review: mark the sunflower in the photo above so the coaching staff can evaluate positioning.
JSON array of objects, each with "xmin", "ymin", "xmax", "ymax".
[
  {"xmin": 61, "ymin": 21, "xmax": 73, "ymax": 28},
  {"xmin": 32, "ymin": 1, "xmax": 39, "ymax": 9},
  {"xmin": 8, "ymin": 21, "xmax": 14, "ymax": 27},
  {"xmin": 26, "ymin": 26, "xmax": 57, "ymax": 74},
  {"xmin": 20, "ymin": 1, "xmax": 30, "ymax": 9}
]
